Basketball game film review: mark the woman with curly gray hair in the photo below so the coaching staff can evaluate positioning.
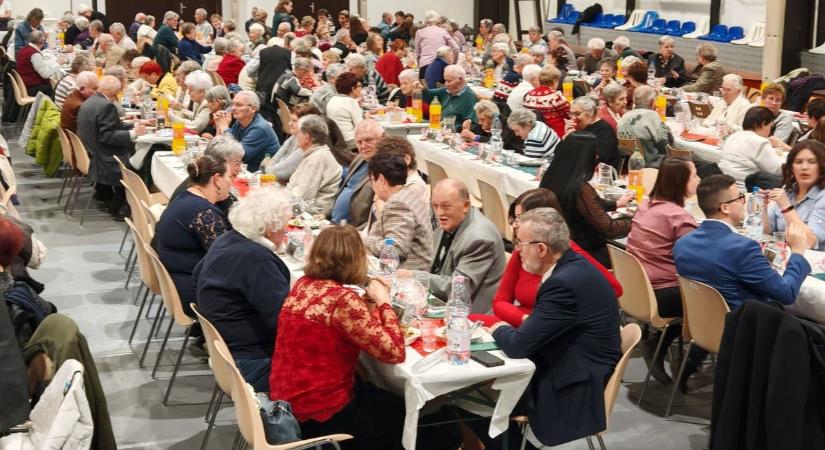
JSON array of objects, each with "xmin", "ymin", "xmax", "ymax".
[{"xmin": 193, "ymin": 187, "xmax": 293, "ymax": 392}]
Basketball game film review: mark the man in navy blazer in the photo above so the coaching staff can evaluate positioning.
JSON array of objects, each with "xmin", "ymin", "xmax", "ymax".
[
  {"xmin": 674, "ymin": 174, "xmax": 811, "ymax": 310},
  {"xmin": 491, "ymin": 208, "xmax": 621, "ymax": 447}
]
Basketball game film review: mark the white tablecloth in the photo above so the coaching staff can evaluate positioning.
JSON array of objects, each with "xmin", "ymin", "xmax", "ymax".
[
  {"xmin": 361, "ymin": 341, "xmax": 535, "ymax": 450},
  {"xmin": 789, "ymin": 276, "xmax": 825, "ymax": 324},
  {"xmin": 671, "ymin": 136, "xmax": 721, "ymax": 163},
  {"xmin": 471, "ymin": 86, "xmax": 494, "ymax": 100},
  {"xmin": 150, "ymin": 151, "xmax": 188, "ymax": 198},
  {"xmin": 380, "ymin": 120, "xmax": 430, "ymax": 136},
  {"xmin": 131, "ymin": 132, "xmax": 200, "ymax": 170},
  {"xmin": 409, "ymin": 138, "xmax": 539, "ymax": 201}
]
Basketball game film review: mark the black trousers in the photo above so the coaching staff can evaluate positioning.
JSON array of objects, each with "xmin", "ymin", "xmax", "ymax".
[
  {"xmin": 300, "ymin": 378, "xmax": 405, "ymax": 450},
  {"xmin": 653, "ymin": 286, "xmax": 683, "ymax": 319}
]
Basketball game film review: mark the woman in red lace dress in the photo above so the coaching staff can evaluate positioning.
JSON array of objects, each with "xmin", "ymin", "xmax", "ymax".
[
  {"xmin": 270, "ymin": 225, "xmax": 406, "ymax": 449},
  {"xmin": 522, "ymin": 65, "xmax": 569, "ymax": 138}
]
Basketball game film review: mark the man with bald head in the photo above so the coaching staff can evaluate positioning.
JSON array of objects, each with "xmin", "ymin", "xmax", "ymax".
[
  {"xmin": 60, "ymin": 71, "xmax": 98, "ymax": 132},
  {"xmin": 330, "ymin": 119, "xmax": 385, "ymax": 226},
  {"xmin": 398, "ymin": 178, "xmax": 506, "ymax": 313},
  {"xmin": 77, "ymin": 75, "xmax": 146, "ymax": 219}
]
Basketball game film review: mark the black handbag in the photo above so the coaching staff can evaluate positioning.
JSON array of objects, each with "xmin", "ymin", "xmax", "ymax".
[{"xmin": 256, "ymin": 394, "xmax": 302, "ymax": 444}]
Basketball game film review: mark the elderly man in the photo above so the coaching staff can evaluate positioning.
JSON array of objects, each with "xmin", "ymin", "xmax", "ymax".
[
  {"xmin": 377, "ymin": 11, "xmax": 393, "ymax": 36},
  {"xmin": 129, "ymin": 13, "xmax": 145, "ymax": 41},
  {"xmin": 77, "ymin": 75, "xmax": 145, "ymax": 219},
  {"xmin": 507, "ymin": 62, "xmax": 541, "ymax": 111},
  {"xmin": 97, "ymin": 34, "xmax": 124, "ymax": 68},
  {"xmin": 194, "ymin": 8, "xmax": 214, "ymax": 40},
  {"xmin": 246, "ymin": 40, "xmax": 292, "ymax": 108},
  {"xmin": 398, "ymin": 178, "xmax": 505, "ymax": 313},
  {"xmin": 274, "ymin": 57, "xmax": 315, "ymax": 107},
  {"xmin": 683, "ymin": 43, "xmax": 727, "ymax": 94},
  {"xmin": 16, "ymin": 30, "xmax": 62, "ymax": 97},
  {"xmin": 54, "ymin": 53, "xmax": 94, "ymax": 108},
  {"xmin": 60, "ymin": 71, "xmax": 98, "ymax": 133},
  {"xmin": 420, "ymin": 65, "xmax": 478, "ymax": 125},
  {"xmin": 14, "ymin": 8, "xmax": 45, "ymax": 53},
  {"xmin": 414, "ymin": 11, "xmax": 459, "ymax": 77},
  {"xmin": 213, "ymin": 90, "xmax": 280, "ymax": 172},
  {"xmin": 489, "ymin": 208, "xmax": 620, "ymax": 448},
  {"xmin": 547, "ymin": 30, "xmax": 577, "ymax": 72},
  {"xmin": 155, "ymin": 11, "xmax": 181, "ymax": 55},
  {"xmin": 276, "ymin": 22, "xmax": 291, "ymax": 39},
  {"xmin": 76, "ymin": 19, "xmax": 105, "ymax": 50},
  {"xmin": 330, "ymin": 119, "xmax": 384, "ymax": 226},
  {"xmin": 109, "ymin": 22, "xmax": 137, "ymax": 51},
  {"xmin": 569, "ymin": 96, "xmax": 620, "ymax": 169},
  {"xmin": 581, "ymin": 38, "xmax": 615, "ymax": 74},
  {"xmin": 332, "ymin": 29, "xmax": 354, "ymax": 59},
  {"xmin": 704, "ymin": 74, "xmax": 751, "ymax": 130},
  {"xmin": 310, "ymin": 63, "xmax": 347, "ymax": 113},
  {"xmin": 169, "ymin": 136, "xmax": 245, "ymax": 215},
  {"xmin": 611, "ymin": 35, "xmax": 639, "ymax": 59},
  {"xmin": 77, "ymin": 3, "xmax": 109, "ymax": 28},
  {"xmin": 617, "ymin": 85, "xmax": 672, "ymax": 168},
  {"xmin": 526, "ymin": 25, "xmax": 547, "ymax": 49},
  {"xmin": 345, "ymin": 53, "xmax": 391, "ymax": 104}
]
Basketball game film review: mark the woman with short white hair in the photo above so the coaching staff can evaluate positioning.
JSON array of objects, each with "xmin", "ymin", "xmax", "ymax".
[
  {"xmin": 508, "ymin": 107, "xmax": 560, "ymax": 160},
  {"xmin": 204, "ymin": 37, "xmax": 229, "ymax": 71},
  {"xmin": 194, "ymin": 187, "xmax": 293, "ymax": 392},
  {"xmin": 170, "ymin": 71, "xmax": 214, "ymax": 132},
  {"xmin": 424, "ymin": 45, "xmax": 454, "ymax": 88},
  {"xmin": 287, "ymin": 115, "xmax": 343, "ymax": 215},
  {"xmin": 647, "ymin": 35, "xmax": 688, "ymax": 88}
]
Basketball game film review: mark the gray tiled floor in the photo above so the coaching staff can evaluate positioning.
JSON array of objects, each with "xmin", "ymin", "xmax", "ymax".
[{"xmin": 6, "ymin": 122, "xmax": 711, "ymax": 449}]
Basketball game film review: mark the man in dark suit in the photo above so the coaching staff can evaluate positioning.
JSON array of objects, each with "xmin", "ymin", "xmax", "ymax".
[
  {"xmin": 256, "ymin": 43, "xmax": 293, "ymax": 106},
  {"xmin": 490, "ymin": 208, "xmax": 621, "ymax": 448},
  {"xmin": 77, "ymin": 75, "xmax": 146, "ymax": 219}
]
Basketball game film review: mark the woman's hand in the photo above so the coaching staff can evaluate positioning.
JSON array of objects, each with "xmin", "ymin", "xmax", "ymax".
[
  {"xmin": 767, "ymin": 188, "xmax": 792, "ymax": 210},
  {"xmin": 616, "ymin": 192, "xmax": 634, "ymax": 208},
  {"xmin": 460, "ymin": 128, "xmax": 476, "ymax": 142},
  {"xmin": 365, "ymin": 278, "xmax": 391, "ymax": 307}
]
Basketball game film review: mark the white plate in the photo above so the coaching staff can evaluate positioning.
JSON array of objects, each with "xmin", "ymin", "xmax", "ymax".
[{"xmin": 436, "ymin": 325, "xmax": 485, "ymax": 341}]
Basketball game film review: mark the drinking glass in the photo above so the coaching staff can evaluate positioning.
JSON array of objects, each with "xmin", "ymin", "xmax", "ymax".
[{"xmin": 419, "ymin": 319, "xmax": 439, "ymax": 353}]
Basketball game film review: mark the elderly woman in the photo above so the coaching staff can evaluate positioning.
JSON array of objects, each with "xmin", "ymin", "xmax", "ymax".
[
  {"xmin": 204, "ymin": 37, "xmax": 229, "ymax": 71},
  {"xmin": 683, "ymin": 43, "xmax": 726, "ymax": 94},
  {"xmin": 460, "ymin": 99, "xmax": 523, "ymax": 151},
  {"xmin": 248, "ymin": 23, "xmax": 267, "ymax": 55},
  {"xmin": 414, "ymin": 11, "xmax": 458, "ymax": 78},
  {"xmin": 309, "ymin": 63, "xmax": 346, "ymax": 113},
  {"xmin": 508, "ymin": 108, "xmax": 560, "ymax": 160},
  {"xmin": 137, "ymin": 60, "xmax": 177, "ymax": 100},
  {"xmin": 528, "ymin": 44, "xmax": 548, "ymax": 67},
  {"xmin": 71, "ymin": 16, "xmax": 90, "ymax": 46},
  {"xmin": 420, "ymin": 64, "xmax": 477, "ymax": 124},
  {"xmin": 270, "ymin": 225, "xmax": 405, "ymax": 447},
  {"xmin": 125, "ymin": 56, "xmax": 152, "ymax": 97},
  {"xmin": 156, "ymin": 155, "xmax": 232, "ymax": 317},
  {"xmin": 263, "ymin": 104, "xmax": 322, "ymax": 181},
  {"xmin": 488, "ymin": 42, "xmax": 513, "ymax": 80},
  {"xmin": 704, "ymin": 73, "xmax": 752, "ymax": 130},
  {"xmin": 568, "ymin": 96, "xmax": 620, "ymax": 169},
  {"xmin": 194, "ymin": 188, "xmax": 292, "ymax": 392},
  {"xmin": 522, "ymin": 65, "xmax": 569, "ymax": 138},
  {"xmin": 54, "ymin": 53, "xmax": 95, "ymax": 108},
  {"xmin": 274, "ymin": 57, "xmax": 316, "ymax": 106},
  {"xmin": 718, "ymin": 106, "xmax": 784, "ymax": 189},
  {"xmin": 386, "ymin": 69, "xmax": 427, "ymax": 116},
  {"xmin": 617, "ymin": 85, "xmax": 673, "ymax": 168},
  {"xmin": 178, "ymin": 22, "xmax": 212, "ymax": 65},
  {"xmin": 599, "ymin": 83, "xmax": 627, "ymax": 131},
  {"xmin": 591, "ymin": 59, "xmax": 618, "ymax": 98},
  {"xmin": 647, "ymin": 36, "xmax": 688, "ymax": 88},
  {"xmin": 216, "ymin": 38, "xmax": 246, "ymax": 85},
  {"xmin": 375, "ymin": 38, "xmax": 407, "ymax": 86},
  {"xmin": 424, "ymin": 45, "xmax": 454, "ymax": 89},
  {"xmin": 363, "ymin": 32, "xmax": 385, "ymax": 71},
  {"xmin": 137, "ymin": 15, "xmax": 157, "ymax": 41},
  {"xmin": 171, "ymin": 60, "xmax": 202, "ymax": 106},
  {"xmin": 201, "ymin": 86, "xmax": 232, "ymax": 137},
  {"xmin": 326, "ymin": 72, "xmax": 363, "ymax": 150},
  {"xmin": 321, "ymin": 49, "xmax": 341, "ymax": 68},
  {"xmin": 169, "ymin": 71, "xmax": 213, "ymax": 132},
  {"xmin": 287, "ymin": 115, "xmax": 343, "ymax": 215},
  {"xmin": 761, "ymin": 83, "xmax": 796, "ymax": 146},
  {"xmin": 582, "ymin": 38, "xmax": 614, "ymax": 75}
]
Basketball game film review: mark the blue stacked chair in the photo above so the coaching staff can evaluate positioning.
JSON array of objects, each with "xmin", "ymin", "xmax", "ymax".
[
  {"xmin": 726, "ymin": 26, "xmax": 744, "ymax": 42},
  {"xmin": 643, "ymin": 18, "xmax": 667, "ymax": 34},
  {"xmin": 664, "ymin": 20, "xmax": 681, "ymax": 35},
  {"xmin": 699, "ymin": 24, "xmax": 728, "ymax": 41},
  {"xmin": 670, "ymin": 21, "xmax": 695, "ymax": 37},
  {"xmin": 549, "ymin": 4, "xmax": 575, "ymax": 23},
  {"xmin": 597, "ymin": 14, "xmax": 615, "ymax": 28},
  {"xmin": 565, "ymin": 11, "xmax": 581, "ymax": 24},
  {"xmin": 611, "ymin": 15, "xmax": 626, "ymax": 28},
  {"xmin": 628, "ymin": 11, "xmax": 659, "ymax": 32}
]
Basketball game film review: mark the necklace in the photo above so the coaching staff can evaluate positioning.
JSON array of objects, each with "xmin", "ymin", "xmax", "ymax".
[{"xmin": 189, "ymin": 186, "xmax": 210, "ymax": 201}]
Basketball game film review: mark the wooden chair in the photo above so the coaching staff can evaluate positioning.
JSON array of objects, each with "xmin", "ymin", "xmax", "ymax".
[
  {"xmin": 275, "ymin": 98, "xmax": 292, "ymax": 136},
  {"xmin": 665, "ymin": 276, "xmax": 730, "ymax": 419},
  {"xmin": 641, "ymin": 168, "xmax": 659, "ymax": 195},
  {"xmin": 9, "ymin": 69, "xmax": 35, "ymax": 122},
  {"xmin": 212, "ymin": 340, "xmax": 353, "ymax": 449},
  {"xmin": 206, "ymin": 70, "xmax": 226, "ymax": 87},
  {"xmin": 666, "ymin": 145, "xmax": 693, "ymax": 159},
  {"xmin": 607, "ymin": 245, "xmax": 682, "ymax": 406},
  {"xmin": 746, "ymin": 87, "xmax": 761, "ymax": 103},
  {"xmin": 477, "ymin": 179, "xmax": 512, "ymax": 241},
  {"xmin": 64, "ymin": 130, "xmax": 96, "ymax": 224},
  {"xmin": 140, "ymin": 199, "xmax": 163, "ymax": 230},
  {"xmin": 617, "ymin": 137, "xmax": 641, "ymax": 156},
  {"xmin": 424, "ymin": 160, "xmax": 449, "ymax": 188},
  {"xmin": 144, "ymin": 243, "xmax": 197, "ymax": 406},
  {"xmin": 121, "ymin": 181, "xmax": 154, "ymax": 290},
  {"xmin": 687, "ymin": 101, "xmax": 711, "ymax": 119},
  {"xmin": 55, "ymin": 128, "xmax": 77, "ymax": 205},
  {"xmin": 123, "ymin": 215, "xmax": 161, "ymax": 352}
]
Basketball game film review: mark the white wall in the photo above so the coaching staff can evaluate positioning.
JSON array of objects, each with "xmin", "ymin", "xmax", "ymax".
[{"xmin": 15, "ymin": 0, "xmax": 76, "ymax": 19}]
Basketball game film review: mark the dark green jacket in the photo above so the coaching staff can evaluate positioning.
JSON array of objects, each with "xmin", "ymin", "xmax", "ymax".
[
  {"xmin": 422, "ymin": 85, "xmax": 478, "ymax": 124},
  {"xmin": 154, "ymin": 24, "xmax": 179, "ymax": 55}
]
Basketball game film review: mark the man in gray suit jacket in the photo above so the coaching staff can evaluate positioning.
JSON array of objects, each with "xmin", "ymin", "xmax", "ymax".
[
  {"xmin": 399, "ymin": 178, "xmax": 506, "ymax": 313},
  {"xmin": 77, "ymin": 75, "xmax": 145, "ymax": 219},
  {"xmin": 329, "ymin": 120, "xmax": 383, "ymax": 227}
]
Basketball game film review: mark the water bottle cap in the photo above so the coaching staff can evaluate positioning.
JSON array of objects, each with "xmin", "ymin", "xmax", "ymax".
[
  {"xmin": 385, "ymin": 238, "xmax": 395, "ymax": 245},
  {"xmin": 752, "ymin": 187, "xmax": 760, "ymax": 193}
]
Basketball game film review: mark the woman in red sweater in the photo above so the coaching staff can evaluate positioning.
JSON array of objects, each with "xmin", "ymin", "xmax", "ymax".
[
  {"xmin": 471, "ymin": 188, "xmax": 623, "ymax": 327},
  {"xmin": 270, "ymin": 225, "xmax": 405, "ymax": 449},
  {"xmin": 374, "ymin": 39, "xmax": 408, "ymax": 86},
  {"xmin": 522, "ymin": 65, "xmax": 570, "ymax": 139},
  {"xmin": 216, "ymin": 39, "xmax": 246, "ymax": 86}
]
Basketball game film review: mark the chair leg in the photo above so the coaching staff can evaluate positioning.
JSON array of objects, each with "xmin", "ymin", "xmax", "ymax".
[
  {"xmin": 146, "ymin": 294, "xmax": 158, "ymax": 318},
  {"xmin": 200, "ymin": 390, "xmax": 224, "ymax": 449},
  {"xmin": 132, "ymin": 283, "xmax": 145, "ymax": 305},
  {"xmin": 68, "ymin": 176, "xmax": 85, "ymax": 216},
  {"xmin": 586, "ymin": 436, "xmax": 596, "ymax": 450},
  {"xmin": 139, "ymin": 303, "xmax": 165, "ymax": 368},
  {"xmin": 80, "ymin": 182, "xmax": 95, "ymax": 225},
  {"xmin": 163, "ymin": 324, "xmax": 194, "ymax": 405},
  {"xmin": 597, "ymin": 435, "xmax": 606, "ymax": 450},
  {"xmin": 637, "ymin": 324, "xmax": 669, "ymax": 406},
  {"xmin": 125, "ymin": 254, "xmax": 137, "ymax": 290},
  {"xmin": 128, "ymin": 287, "xmax": 151, "ymax": 344},
  {"xmin": 204, "ymin": 384, "xmax": 219, "ymax": 423},
  {"xmin": 519, "ymin": 424, "xmax": 528, "ymax": 450},
  {"xmin": 152, "ymin": 318, "xmax": 176, "ymax": 379},
  {"xmin": 118, "ymin": 225, "xmax": 130, "ymax": 255},
  {"xmin": 232, "ymin": 430, "xmax": 243, "ymax": 450},
  {"xmin": 124, "ymin": 241, "xmax": 135, "ymax": 271},
  {"xmin": 665, "ymin": 342, "xmax": 694, "ymax": 419},
  {"xmin": 57, "ymin": 165, "xmax": 70, "ymax": 204},
  {"xmin": 64, "ymin": 174, "xmax": 81, "ymax": 214}
]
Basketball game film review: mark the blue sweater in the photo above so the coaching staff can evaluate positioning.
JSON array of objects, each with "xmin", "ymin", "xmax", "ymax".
[
  {"xmin": 424, "ymin": 57, "xmax": 449, "ymax": 89},
  {"xmin": 178, "ymin": 37, "xmax": 211, "ymax": 64},
  {"xmin": 193, "ymin": 230, "xmax": 290, "ymax": 359},
  {"xmin": 230, "ymin": 113, "xmax": 281, "ymax": 172}
]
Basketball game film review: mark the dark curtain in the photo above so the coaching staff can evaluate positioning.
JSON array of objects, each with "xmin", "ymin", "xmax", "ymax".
[{"xmin": 475, "ymin": 0, "xmax": 509, "ymax": 33}]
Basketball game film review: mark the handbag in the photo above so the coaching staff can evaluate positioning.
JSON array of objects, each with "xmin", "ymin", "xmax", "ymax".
[{"xmin": 255, "ymin": 393, "xmax": 302, "ymax": 444}]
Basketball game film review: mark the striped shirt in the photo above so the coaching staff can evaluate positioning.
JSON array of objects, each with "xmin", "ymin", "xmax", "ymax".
[
  {"xmin": 522, "ymin": 121, "xmax": 560, "ymax": 161},
  {"xmin": 54, "ymin": 73, "xmax": 78, "ymax": 109}
]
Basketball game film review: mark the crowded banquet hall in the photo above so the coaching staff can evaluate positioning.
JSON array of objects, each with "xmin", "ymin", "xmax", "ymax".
[{"xmin": 3, "ymin": 0, "xmax": 825, "ymax": 449}]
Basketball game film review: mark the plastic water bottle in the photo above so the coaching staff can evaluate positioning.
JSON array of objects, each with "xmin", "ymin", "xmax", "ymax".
[
  {"xmin": 446, "ymin": 316, "xmax": 471, "ymax": 365},
  {"xmin": 647, "ymin": 63, "xmax": 656, "ymax": 86},
  {"xmin": 745, "ymin": 187, "xmax": 763, "ymax": 239},
  {"xmin": 379, "ymin": 238, "xmax": 400, "ymax": 276},
  {"xmin": 447, "ymin": 275, "xmax": 471, "ymax": 321},
  {"xmin": 122, "ymin": 93, "xmax": 130, "ymax": 109},
  {"xmin": 489, "ymin": 113, "xmax": 503, "ymax": 158}
]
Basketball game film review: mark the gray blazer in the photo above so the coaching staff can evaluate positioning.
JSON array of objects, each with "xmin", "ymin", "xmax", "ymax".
[
  {"xmin": 332, "ymin": 155, "xmax": 374, "ymax": 228},
  {"xmin": 420, "ymin": 207, "xmax": 506, "ymax": 314},
  {"xmin": 77, "ymin": 93, "xmax": 133, "ymax": 186}
]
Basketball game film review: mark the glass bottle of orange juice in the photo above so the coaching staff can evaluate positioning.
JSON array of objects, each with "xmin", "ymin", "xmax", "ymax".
[
  {"xmin": 171, "ymin": 121, "xmax": 185, "ymax": 155},
  {"xmin": 429, "ymin": 97, "xmax": 441, "ymax": 129}
]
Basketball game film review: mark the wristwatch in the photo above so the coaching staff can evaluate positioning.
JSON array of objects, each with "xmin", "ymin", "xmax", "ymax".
[{"xmin": 781, "ymin": 204, "xmax": 795, "ymax": 215}]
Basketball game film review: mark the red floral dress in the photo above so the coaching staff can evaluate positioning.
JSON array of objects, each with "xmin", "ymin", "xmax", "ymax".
[
  {"xmin": 521, "ymin": 86, "xmax": 570, "ymax": 139},
  {"xmin": 269, "ymin": 276, "xmax": 405, "ymax": 422}
]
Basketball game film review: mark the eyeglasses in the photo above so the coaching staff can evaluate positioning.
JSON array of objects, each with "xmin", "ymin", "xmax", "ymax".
[
  {"xmin": 515, "ymin": 241, "xmax": 546, "ymax": 250},
  {"xmin": 719, "ymin": 193, "xmax": 746, "ymax": 209}
]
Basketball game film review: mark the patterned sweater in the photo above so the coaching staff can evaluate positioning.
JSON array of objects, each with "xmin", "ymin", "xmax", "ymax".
[{"xmin": 522, "ymin": 86, "xmax": 570, "ymax": 138}]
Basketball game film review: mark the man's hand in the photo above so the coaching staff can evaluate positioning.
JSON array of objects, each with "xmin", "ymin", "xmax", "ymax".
[
  {"xmin": 213, "ymin": 110, "xmax": 232, "ymax": 133},
  {"xmin": 133, "ymin": 122, "xmax": 147, "ymax": 136}
]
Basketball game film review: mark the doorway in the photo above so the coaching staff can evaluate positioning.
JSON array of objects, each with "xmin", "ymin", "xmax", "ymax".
[{"xmin": 105, "ymin": 0, "xmax": 221, "ymax": 31}]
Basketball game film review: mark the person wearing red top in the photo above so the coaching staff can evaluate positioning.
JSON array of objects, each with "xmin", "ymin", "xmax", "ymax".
[
  {"xmin": 470, "ymin": 189, "xmax": 623, "ymax": 327},
  {"xmin": 626, "ymin": 157, "xmax": 699, "ymax": 385},
  {"xmin": 375, "ymin": 39, "xmax": 408, "ymax": 86},
  {"xmin": 216, "ymin": 39, "xmax": 246, "ymax": 85},
  {"xmin": 522, "ymin": 65, "xmax": 569, "ymax": 139},
  {"xmin": 270, "ymin": 225, "xmax": 405, "ymax": 449},
  {"xmin": 598, "ymin": 83, "xmax": 627, "ymax": 132}
]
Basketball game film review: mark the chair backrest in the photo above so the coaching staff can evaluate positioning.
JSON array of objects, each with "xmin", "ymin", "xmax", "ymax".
[
  {"xmin": 727, "ymin": 26, "xmax": 744, "ymax": 40},
  {"xmin": 56, "ymin": 127, "xmax": 75, "ymax": 167},
  {"xmin": 122, "ymin": 181, "xmax": 153, "ymax": 241},
  {"xmin": 602, "ymin": 323, "xmax": 642, "ymax": 432},
  {"xmin": 617, "ymin": 138, "xmax": 641, "ymax": 155},
  {"xmin": 477, "ymin": 179, "xmax": 511, "ymax": 241},
  {"xmin": 677, "ymin": 275, "xmax": 730, "ymax": 354},
  {"xmin": 606, "ymin": 245, "xmax": 670, "ymax": 327},
  {"xmin": 140, "ymin": 199, "xmax": 161, "ymax": 230},
  {"xmin": 650, "ymin": 19, "xmax": 666, "ymax": 30},
  {"xmin": 214, "ymin": 339, "xmax": 265, "ymax": 447},
  {"xmin": 688, "ymin": 101, "xmax": 712, "ymax": 119},
  {"xmin": 65, "ymin": 130, "xmax": 90, "ymax": 175},
  {"xmin": 190, "ymin": 304, "xmax": 235, "ymax": 396},
  {"xmin": 275, "ymin": 98, "xmax": 292, "ymax": 135},
  {"xmin": 424, "ymin": 160, "xmax": 449, "ymax": 188},
  {"xmin": 787, "ymin": 127, "xmax": 802, "ymax": 146},
  {"xmin": 144, "ymin": 242, "xmax": 194, "ymax": 327},
  {"xmin": 682, "ymin": 22, "xmax": 696, "ymax": 34},
  {"xmin": 124, "ymin": 217, "xmax": 159, "ymax": 293},
  {"xmin": 666, "ymin": 145, "xmax": 692, "ymax": 159},
  {"xmin": 641, "ymin": 168, "xmax": 658, "ymax": 195},
  {"xmin": 118, "ymin": 157, "xmax": 161, "ymax": 209},
  {"xmin": 9, "ymin": 70, "xmax": 29, "ymax": 104}
]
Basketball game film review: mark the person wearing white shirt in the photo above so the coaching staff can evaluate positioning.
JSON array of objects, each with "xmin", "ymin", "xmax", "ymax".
[
  {"xmin": 109, "ymin": 22, "xmax": 136, "ymax": 51},
  {"xmin": 507, "ymin": 64, "xmax": 542, "ymax": 112},
  {"xmin": 718, "ymin": 106, "xmax": 783, "ymax": 190},
  {"xmin": 704, "ymin": 73, "xmax": 751, "ymax": 131},
  {"xmin": 17, "ymin": 31, "xmax": 63, "ymax": 96},
  {"xmin": 137, "ymin": 15, "xmax": 157, "ymax": 41},
  {"xmin": 325, "ymin": 72, "xmax": 364, "ymax": 149},
  {"xmin": 0, "ymin": 0, "xmax": 11, "ymax": 20}
]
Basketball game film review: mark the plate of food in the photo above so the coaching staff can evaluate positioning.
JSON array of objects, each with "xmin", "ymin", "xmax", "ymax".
[
  {"xmin": 436, "ymin": 324, "xmax": 486, "ymax": 341},
  {"xmin": 401, "ymin": 324, "xmax": 421, "ymax": 345}
]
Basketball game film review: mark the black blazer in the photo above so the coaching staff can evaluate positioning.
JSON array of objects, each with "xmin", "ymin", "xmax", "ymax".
[
  {"xmin": 493, "ymin": 249, "xmax": 621, "ymax": 446},
  {"xmin": 256, "ymin": 45, "xmax": 292, "ymax": 106}
]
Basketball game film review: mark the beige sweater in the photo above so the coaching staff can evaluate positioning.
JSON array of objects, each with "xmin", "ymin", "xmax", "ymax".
[{"xmin": 287, "ymin": 144, "xmax": 342, "ymax": 216}]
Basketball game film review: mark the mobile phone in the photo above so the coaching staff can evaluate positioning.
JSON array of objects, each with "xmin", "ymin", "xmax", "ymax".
[{"xmin": 471, "ymin": 350, "xmax": 504, "ymax": 368}]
